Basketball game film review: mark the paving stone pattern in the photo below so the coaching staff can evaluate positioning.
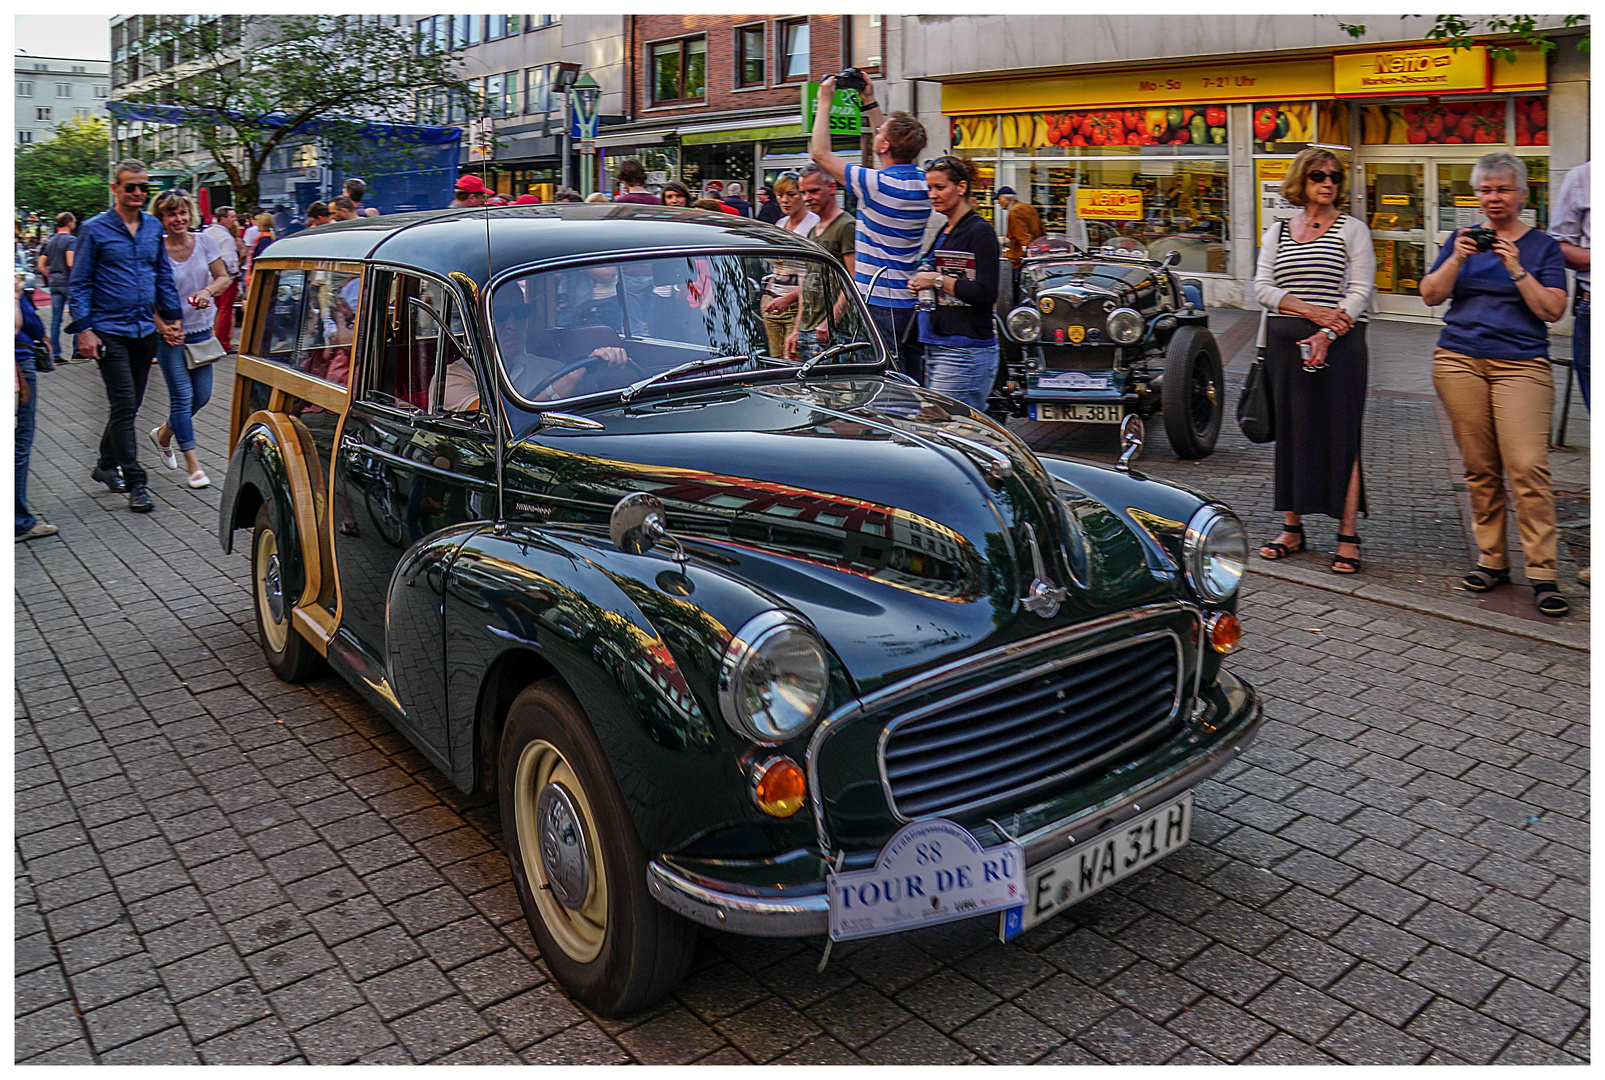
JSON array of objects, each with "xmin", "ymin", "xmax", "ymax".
[{"xmin": 15, "ymin": 355, "xmax": 1590, "ymax": 1063}]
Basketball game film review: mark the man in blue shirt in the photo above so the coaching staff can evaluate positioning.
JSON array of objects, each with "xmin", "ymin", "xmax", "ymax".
[
  {"xmin": 810, "ymin": 76, "xmax": 931, "ymax": 380},
  {"xmin": 69, "ymin": 159, "xmax": 184, "ymax": 513}
]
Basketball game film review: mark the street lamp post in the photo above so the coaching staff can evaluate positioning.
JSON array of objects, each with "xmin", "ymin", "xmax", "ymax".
[
  {"xmin": 570, "ymin": 73, "xmax": 602, "ymax": 198},
  {"xmin": 552, "ymin": 63, "xmax": 583, "ymax": 193}
]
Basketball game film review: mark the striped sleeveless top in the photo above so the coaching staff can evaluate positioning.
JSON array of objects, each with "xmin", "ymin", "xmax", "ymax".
[{"xmin": 1271, "ymin": 216, "xmax": 1353, "ymax": 311}]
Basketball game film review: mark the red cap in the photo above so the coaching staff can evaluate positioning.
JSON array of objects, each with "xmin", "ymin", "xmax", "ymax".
[
  {"xmin": 514, "ymin": 193, "xmax": 541, "ymax": 205},
  {"xmin": 454, "ymin": 174, "xmax": 489, "ymax": 194},
  {"xmin": 486, "ymin": 194, "xmax": 510, "ymax": 206}
]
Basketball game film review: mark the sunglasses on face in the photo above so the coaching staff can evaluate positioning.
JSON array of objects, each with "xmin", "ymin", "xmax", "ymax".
[
  {"xmin": 1307, "ymin": 170, "xmax": 1343, "ymax": 185},
  {"xmin": 120, "ymin": 182, "xmax": 153, "ymax": 194}
]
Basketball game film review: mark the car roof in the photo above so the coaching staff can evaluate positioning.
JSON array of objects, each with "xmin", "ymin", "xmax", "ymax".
[{"xmin": 255, "ymin": 203, "xmax": 823, "ymax": 286}]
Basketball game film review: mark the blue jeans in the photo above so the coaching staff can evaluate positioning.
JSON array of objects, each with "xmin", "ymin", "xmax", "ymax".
[
  {"xmin": 156, "ymin": 335, "xmax": 216, "ymax": 452},
  {"xmin": 868, "ymin": 304, "xmax": 918, "ymax": 382},
  {"xmin": 48, "ymin": 288, "xmax": 70, "ymax": 360},
  {"xmin": 16, "ymin": 355, "xmax": 38, "ymax": 534},
  {"xmin": 923, "ymin": 340, "xmax": 1000, "ymax": 414},
  {"xmin": 1573, "ymin": 294, "xmax": 1589, "ymax": 411}
]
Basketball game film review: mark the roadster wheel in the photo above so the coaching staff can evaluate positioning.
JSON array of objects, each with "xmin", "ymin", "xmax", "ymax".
[
  {"xmin": 499, "ymin": 679, "xmax": 695, "ymax": 1016},
  {"xmin": 251, "ymin": 504, "xmax": 324, "ymax": 683},
  {"xmin": 1161, "ymin": 326, "xmax": 1224, "ymax": 459}
]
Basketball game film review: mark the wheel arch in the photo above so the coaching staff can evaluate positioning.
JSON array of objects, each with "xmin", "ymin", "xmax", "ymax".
[
  {"xmin": 472, "ymin": 647, "xmax": 563, "ymax": 799},
  {"xmin": 220, "ymin": 419, "xmax": 309, "ymax": 603}
]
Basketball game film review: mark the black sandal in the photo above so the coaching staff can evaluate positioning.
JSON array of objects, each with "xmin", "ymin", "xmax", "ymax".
[
  {"xmin": 1532, "ymin": 582, "xmax": 1570, "ymax": 618},
  {"xmin": 1331, "ymin": 533, "xmax": 1362, "ymax": 574},
  {"xmin": 1461, "ymin": 566, "xmax": 1511, "ymax": 592},
  {"xmin": 1259, "ymin": 523, "xmax": 1305, "ymax": 561}
]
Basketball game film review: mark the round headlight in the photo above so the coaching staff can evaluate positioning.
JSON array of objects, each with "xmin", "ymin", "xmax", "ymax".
[
  {"xmin": 1107, "ymin": 307, "xmax": 1143, "ymax": 345},
  {"xmin": 1183, "ymin": 505, "xmax": 1248, "ymax": 603},
  {"xmin": 1005, "ymin": 306, "xmax": 1041, "ymax": 343},
  {"xmin": 719, "ymin": 612, "xmax": 830, "ymax": 744}
]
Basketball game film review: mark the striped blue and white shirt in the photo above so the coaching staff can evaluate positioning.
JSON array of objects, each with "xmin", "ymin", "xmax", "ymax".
[{"xmin": 843, "ymin": 163, "xmax": 931, "ymax": 309}]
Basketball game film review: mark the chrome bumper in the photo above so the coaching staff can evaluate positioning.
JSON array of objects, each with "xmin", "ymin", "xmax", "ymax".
[{"xmin": 647, "ymin": 671, "xmax": 1263, "ymax": 937}]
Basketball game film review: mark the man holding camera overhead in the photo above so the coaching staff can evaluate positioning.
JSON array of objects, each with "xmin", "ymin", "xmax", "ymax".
[{"xmin": 809, "ymin": 69, "xmax": 930, "ymax": 380}]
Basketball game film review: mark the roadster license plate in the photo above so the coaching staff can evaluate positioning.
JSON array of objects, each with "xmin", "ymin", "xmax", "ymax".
[
  {"xmin": 1031, "ymin": 402, "xmax": 1124, "ymax": 423},
  {"xmin": 1002, "ymin": 794, "xmax": 1192, "ymax": 940}
]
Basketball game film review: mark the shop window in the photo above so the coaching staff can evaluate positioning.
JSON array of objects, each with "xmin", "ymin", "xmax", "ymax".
[
  {"xmin": 651, "ymin": 36, "xmax": 707, "ymax": 105},
  {"xmin": 778, "ymin": 18, "xmax": 810, "ymax": 82},
  {"xmin": 1515, "ymin": 97, "xmax": 1548, "ymax": 146},
  {"xmin": 1359, "ymin": 99, "xmax": 1505, "ymax": 145},
  {"xmin": 955, "ymin": 105, "xmax": 1229, "ymax": 152},
  {"xmin": 735, "ymin": 24, "xmax": 765, "ymax": 88}
]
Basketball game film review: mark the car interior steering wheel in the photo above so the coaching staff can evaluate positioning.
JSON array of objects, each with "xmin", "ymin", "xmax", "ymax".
[{"xmin": 522, "ymin": 352, "xmax": 644, "ymax": 402}]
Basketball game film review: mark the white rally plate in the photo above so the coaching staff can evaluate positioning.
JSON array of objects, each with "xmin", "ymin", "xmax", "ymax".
[
  {"xmin": 1030, "ymin": 402, "xmax": 1124, "ymax": 423},
  {"xmin": 828, "ymin": 819, "xmax": 1025, "ymax": 942},
  {"xmin": 1003, "ymin": 793, "xmax": 1192, "ymax": 940}
]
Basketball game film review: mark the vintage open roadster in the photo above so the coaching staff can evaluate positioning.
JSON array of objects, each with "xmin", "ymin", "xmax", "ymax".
[
  {"xmin": 219, "ymin": 204, "xmax": 1261, "ymax": 1015},
  {"xmin": 992, "ymin": 238, "xmax": 1226, "ymax": 459}
]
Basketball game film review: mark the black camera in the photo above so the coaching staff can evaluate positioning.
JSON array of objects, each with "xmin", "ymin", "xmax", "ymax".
[
  {"xmin": 1466, "ymin": 225, "xmax": 1498, "ymax": 252},
  {"xmin": 833, "ymin": 67, "xmax": 869, "ymax": 94}
]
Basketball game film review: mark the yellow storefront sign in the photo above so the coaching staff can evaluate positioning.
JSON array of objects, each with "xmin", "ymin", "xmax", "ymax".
[
  {"xmin": 1373, "ymin": 239, "xmax": 1396, "ymax": 293},
  {"xmin": 1334, "ymin": 46, "xmax": 1489, "ymax": 96},
  {"xmin": 1076, "ymin": 188, "xmax": 1144, "ymax": 221},
  {"xmin": 1380, "ymin": 194, "xmax": 1412, "ymax": 206},
  {"xmin": 1454, "ymin": 196, "xmax": 1480, "ymax": 208},
  {"xmin": 944, "ymin": 57, "xmax": 1329, "ymax": 115}
]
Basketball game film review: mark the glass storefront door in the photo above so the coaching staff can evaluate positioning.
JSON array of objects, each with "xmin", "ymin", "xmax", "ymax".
[{"xmin": 1364, "ymin": 162, "xmax": 1428, "ymax": 316}]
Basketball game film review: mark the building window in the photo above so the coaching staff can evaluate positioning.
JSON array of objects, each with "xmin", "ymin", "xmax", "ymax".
[
  {"xmin": 484, "ymin": 73, "xmax": 516, "ymax": 119},
  {"xmin": 95, "ymin": 85, "xmax": 109, "ymax": 98},
  {"xmin": 33, "ymin": 63, "xmax": 48, "ymax": 71},
  {"xmin": 36, "ymin": 107, "xmax": 52, "ymax": 122},
  {"xmin": 487, "ymin": 16, "xmax": 517, "ymax": 41},
  {"xmin": 75, "ymin": 108, "xmax": 90, "ymax": 119},
  {"xmin": 18, "ymin": 131, "xmax": 33, "ymax": 145},
  {"xmin": 651, "ymin": 36, "xmax": 707, "ymax": 105},
  {"xmin": 57, "ymin": 83, "xmax": 73, "ymax": 97},
  {"xmin": 735, "ymin": 24, "xmax": 765, "ymax": 88},
  {"xmin": 16, "ymin": 81, "xmax": 33, "ymax": 97},
  {"xmin": 452, "ymin": 14, "xmax": 481, "ymax": 49},
  {"xmin": 849, "ymin": 14, "xmax": 882, "ymax": 71},
  {"xmin": 72, "ymin": 65, "xmax": 86, "ymax": 73},
  {"xmin": 525, "ymin": 65, "xmax": 552, "ymax": 114},
  {"xmin": 526, "ymin": 15, "xmax": 557, "ymax": 32},
  {"xmin": 417, "ymin": 15, "xmax": 448, "ymax": 54},
  {"xmin": 778, "ymin": 19, "xmax": 810, "ymax": 82}
]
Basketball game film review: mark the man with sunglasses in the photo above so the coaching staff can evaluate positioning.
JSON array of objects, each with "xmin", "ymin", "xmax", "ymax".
[{"xmin": 67, "ymin": 159, "xmax": 184, "ymax": 513}]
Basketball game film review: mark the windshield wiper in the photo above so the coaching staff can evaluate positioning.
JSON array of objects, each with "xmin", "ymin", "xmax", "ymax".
[
  {"xmin": 796, "ymin": 340, "xmax": 875, "ymax": 379},
  {"xmin": 619, "ymin": 354, "xmax": 759, "ymax": 405}
]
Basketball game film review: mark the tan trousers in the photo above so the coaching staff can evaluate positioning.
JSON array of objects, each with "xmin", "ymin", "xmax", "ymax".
[
  {"xmin": 1431, "ymin": 347, "xmax": 1557, "ymax": 581},
  {"xmin": 763, "ymin": 306, "xmax": 797, "ymax": 358}
]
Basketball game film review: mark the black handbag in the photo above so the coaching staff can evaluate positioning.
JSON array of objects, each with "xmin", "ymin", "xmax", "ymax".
[{"xmin": 1237, "ymin": 348, "xmax": 1274, "ymax": 443}]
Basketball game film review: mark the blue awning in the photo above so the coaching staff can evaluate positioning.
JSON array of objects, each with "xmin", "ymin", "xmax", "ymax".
[{"xmin": 106, "ymin": 101, "xmax": 461, "ymax": 144}]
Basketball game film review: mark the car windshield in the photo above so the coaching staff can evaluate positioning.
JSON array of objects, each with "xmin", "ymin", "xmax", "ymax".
[{"xmin": 490, "ymin": 252, "xmax": 873, "ymax": 404}]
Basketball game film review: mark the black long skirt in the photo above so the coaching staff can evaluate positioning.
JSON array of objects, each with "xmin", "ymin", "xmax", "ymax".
[{"xmin": 1266, "ymin": 317, "xmax": 1368, "ymax": 519}]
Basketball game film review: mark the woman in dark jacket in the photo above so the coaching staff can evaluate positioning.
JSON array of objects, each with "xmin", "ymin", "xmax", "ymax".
[{"xmin": 906, "ymin": 156, "xmax": 1000, "ymax": 412}]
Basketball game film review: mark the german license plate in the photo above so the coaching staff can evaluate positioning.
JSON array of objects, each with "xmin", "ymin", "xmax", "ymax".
[
  {"xmin": 1003, "ymin": 794, "xmax": 1192, "ymax": 939},
  {"xmin": 1031, "ymin": 402, "xmax": 1124, "ymax": 423}
]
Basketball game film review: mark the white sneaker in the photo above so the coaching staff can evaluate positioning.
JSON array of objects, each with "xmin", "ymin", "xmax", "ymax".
[
  {"xmin": 187, "ymin": 469, "xmax": 211, "ymax": 489},
  {"xmin": 17, "ymin": 521, "xmax": 58, "ymax": 541},
  {"xmin": 149, "ymin": 427, "xmax": 178, "ymax": 470},
  {"xmin": 1580, "ymin": 567, "xmax": 1591, "ymax": 587}
]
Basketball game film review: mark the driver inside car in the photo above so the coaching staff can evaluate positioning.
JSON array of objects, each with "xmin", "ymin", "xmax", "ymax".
[{"xmin": 497, "ymin": 285, "xmax": 634, "ymax": 402}]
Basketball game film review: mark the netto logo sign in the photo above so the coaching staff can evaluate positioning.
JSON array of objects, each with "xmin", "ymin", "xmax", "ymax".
[{"xmin": 1371, "ymin": 52, "xmax": 1451, "ymax": 75}]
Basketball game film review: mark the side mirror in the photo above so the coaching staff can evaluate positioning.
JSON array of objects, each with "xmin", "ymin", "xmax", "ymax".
[
  {"xmin": 1162, "ymin": 249, "xmax": 1182, "ymax": 267},
  {"xmin": 610, "ymin": 492, "xmax": 687, "ymax": 562},
  {"xmin": 1116, "ymin": 413, "xmax": 1145, "ymax": 472}
]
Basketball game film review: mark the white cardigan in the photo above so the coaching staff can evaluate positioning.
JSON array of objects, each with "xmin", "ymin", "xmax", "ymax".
[{"xmin": 1253, "ymin": 215, "xmax": 1376, "ymax": 323}]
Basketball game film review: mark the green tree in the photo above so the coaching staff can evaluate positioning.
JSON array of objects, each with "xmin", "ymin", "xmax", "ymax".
[
  {"xmin": 14, "ymin": 115, "xmax": 112, "ymax": 228},
  {"xmin": 1335, "ymin": 15, "xmax": 1590, "ymax": 61},
  {"xmin": 120, "ymin": 15, "xmax": 479, "ymax": 210}
]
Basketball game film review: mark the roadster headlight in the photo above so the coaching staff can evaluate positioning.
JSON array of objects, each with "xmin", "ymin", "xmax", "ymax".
[
  {"xmin": 1005, "ymin": 306, "xmax": 1041, "ymax": 343},
  {"xmin": 1182, "ymin": 505, "xmax": 1247, "ymax": 603},
  {"xmin": 1107, "ymin": 307, "xmax": 1143, "ymax": 345},
  {"xmin": 719, "ymin": 612, "xmax": 830, "ymax": 743}
]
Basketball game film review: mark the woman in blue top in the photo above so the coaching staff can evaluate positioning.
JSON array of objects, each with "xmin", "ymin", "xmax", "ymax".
[
  {"xmin": 1419, "ymin": 152, "xmax": 1570, "ymax": 616},
  {"xmin": 906, "ymin": 156, "xmax": 1000, "ymax": 413}
]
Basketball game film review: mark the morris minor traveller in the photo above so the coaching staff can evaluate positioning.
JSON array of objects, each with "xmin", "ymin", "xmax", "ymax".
[{"xmin": 220, "ymin": 205, "xmax": 1261, "ymax": 1015}]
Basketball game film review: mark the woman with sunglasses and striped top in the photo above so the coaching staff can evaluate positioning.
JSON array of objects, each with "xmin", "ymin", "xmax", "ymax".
[{"xmin": 1253, "ymin": 147, "xmax": 1376, "ymax": 575}]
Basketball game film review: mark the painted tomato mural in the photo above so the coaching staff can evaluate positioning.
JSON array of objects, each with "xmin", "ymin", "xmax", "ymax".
[
  {"xmin": 952, "ymin": 104, "xmax": 1226, "ymax": 151},
  {"xmin": 1360, "ymin": 99, "xmax": 1534, "ymax": 146}
]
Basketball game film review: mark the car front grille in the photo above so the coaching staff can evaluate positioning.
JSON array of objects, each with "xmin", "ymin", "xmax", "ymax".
[{"xmin": 880, "ymin": 634, "xmax": 1182, "ymax": 821}]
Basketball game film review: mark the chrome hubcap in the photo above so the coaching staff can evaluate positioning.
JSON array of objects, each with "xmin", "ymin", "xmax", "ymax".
[
  {"xmin": 536, "ymin": 782, "xmax": 592, "ymax": 910},
  {"xmin": 264, "ymin": 553, "xmax": 285, "ymax": 623}
]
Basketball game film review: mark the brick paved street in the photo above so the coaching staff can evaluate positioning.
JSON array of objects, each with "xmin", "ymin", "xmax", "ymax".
[{"xmin": 14, "ymin": 337, "xmax": 1589, "ymax": 1064}]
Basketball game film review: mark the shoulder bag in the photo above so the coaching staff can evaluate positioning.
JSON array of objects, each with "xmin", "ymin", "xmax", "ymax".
[
  {"xmin": 184, "ymin": 333, "xmax": 227, "ymax": 371},
  {"xmin": 1236, "ymin": 309, "xmax": 1274, "ymax": 443}
]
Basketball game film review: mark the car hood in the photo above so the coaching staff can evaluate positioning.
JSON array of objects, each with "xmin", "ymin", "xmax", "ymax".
[{"xmin": 506, "ymin": 378, "xmax": 1170, "ymax": 692}]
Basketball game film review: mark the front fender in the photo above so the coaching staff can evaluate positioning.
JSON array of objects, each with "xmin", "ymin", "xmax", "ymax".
[{"xmin": 220, "ymin": 418, "xmax": 305, "ymax": 605}]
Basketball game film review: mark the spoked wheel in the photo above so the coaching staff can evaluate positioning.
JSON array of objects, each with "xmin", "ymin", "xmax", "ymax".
[
  {"xmin": 498, "ymin": 679, "xmax": 695, "ymax": 1016},
  {"xmin": 251, "ymin": 504, "xmax": 324, "ymax": 682},
  {"xmin": 1161, "ymin": 326, "xmax": 1224, "ymax": 459}
]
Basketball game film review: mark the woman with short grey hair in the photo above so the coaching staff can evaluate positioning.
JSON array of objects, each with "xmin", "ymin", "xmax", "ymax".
[{"xmin": 1420, "ymin": 151, "xmax": 1571, "ymax": 615}]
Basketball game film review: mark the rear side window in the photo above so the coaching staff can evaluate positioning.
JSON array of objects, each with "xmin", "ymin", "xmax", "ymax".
[
  {"xmin": 250, "ymin": 267, "xmax": 361, "ymax": 388},
  {"xmin": 257, "ymin": 269, "xmax": 305, "ymax": 360}
]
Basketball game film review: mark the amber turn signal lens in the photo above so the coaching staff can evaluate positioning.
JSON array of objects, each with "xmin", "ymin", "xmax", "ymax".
[
  {"xmin": 753, "ymin": 757, "xmax": 806, "ymax": 817},
  {"xmin": 1205, "ymin": 611, "xmax": 1241, "ymax": 654}
]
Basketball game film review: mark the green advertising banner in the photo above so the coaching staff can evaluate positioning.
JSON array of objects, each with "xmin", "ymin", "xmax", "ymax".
[{"xmin": 802, "ymin": 84, "xmax": 864, "ymax": 136}]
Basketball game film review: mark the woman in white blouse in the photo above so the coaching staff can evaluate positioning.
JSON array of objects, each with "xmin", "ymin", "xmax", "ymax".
[{"xmin": 1253, "ymin": 148, "xmax": 1377, "ymax": 574}]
